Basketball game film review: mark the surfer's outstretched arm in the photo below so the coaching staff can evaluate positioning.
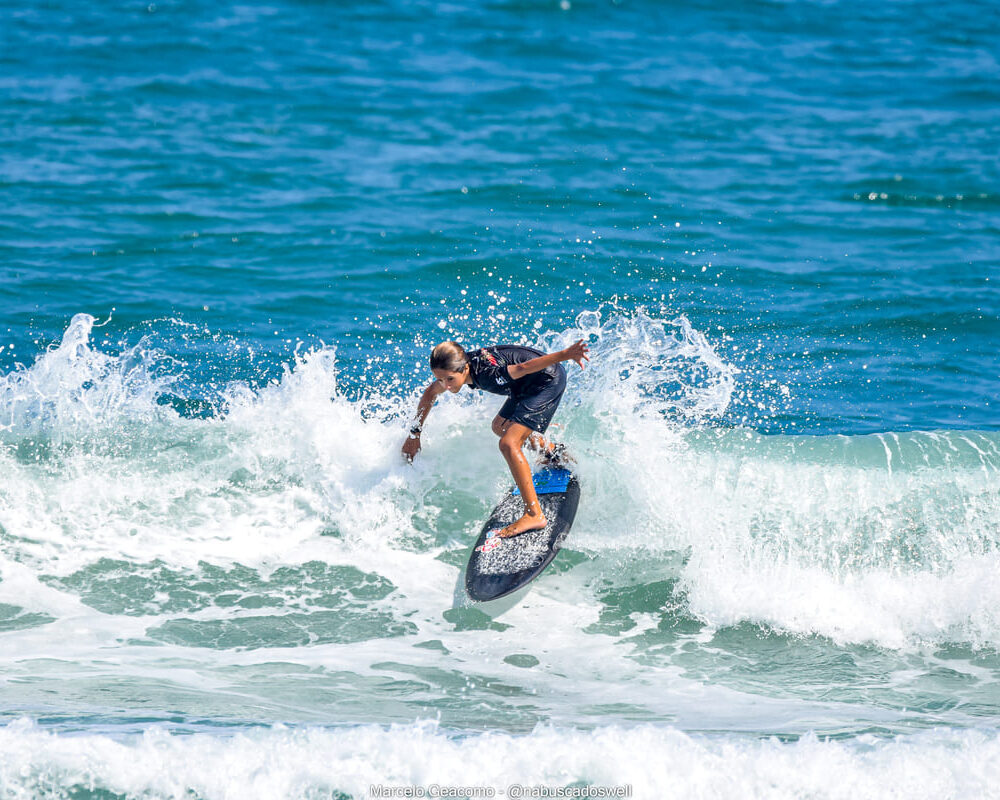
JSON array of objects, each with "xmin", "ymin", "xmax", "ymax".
[
  {"xmin": 401, "ymin": 380, "xmax": 445, "ymax": 463},
  {"xmin": 506, "ymin": 339, "xmax": 589, "ymax": 380}
]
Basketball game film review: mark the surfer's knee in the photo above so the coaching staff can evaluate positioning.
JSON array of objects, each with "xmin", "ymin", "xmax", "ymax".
[
  {"xmin": 499, "ymin": 426, "xmax": 531, "ymax": 457},
  {"xmin": 498, "ymin": 431, "xmax": 524, "ymax": 458}
]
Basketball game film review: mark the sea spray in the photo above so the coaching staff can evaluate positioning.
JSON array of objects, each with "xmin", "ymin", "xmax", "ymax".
[{"xmin": 3, "ymin": 311, "xmax": 1000, "ymax": 649}]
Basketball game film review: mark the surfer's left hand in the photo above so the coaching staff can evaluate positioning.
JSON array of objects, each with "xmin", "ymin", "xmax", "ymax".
[{"xmin": 564, "ymin": 339, "xmax": 590, "ymax": 369}]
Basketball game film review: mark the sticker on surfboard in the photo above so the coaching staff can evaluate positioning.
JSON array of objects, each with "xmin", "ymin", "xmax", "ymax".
[{"xmin": 475, "ymin": 530, "xmax": 503, "ymax": 553}]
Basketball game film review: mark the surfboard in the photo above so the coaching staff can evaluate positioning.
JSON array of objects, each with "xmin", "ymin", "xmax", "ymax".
[{"xmin": 465, "ymin": 466, "xmax": 581, "ymax": 602}]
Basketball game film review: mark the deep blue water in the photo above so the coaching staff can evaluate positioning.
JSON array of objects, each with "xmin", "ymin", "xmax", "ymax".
[
  {"xmin": 1, "ymin": 1, "xmax": 1000, "ymax": 798},
  {"xmin": 3, "ymin": 0, "xmax": 998, "ymax": 433}
]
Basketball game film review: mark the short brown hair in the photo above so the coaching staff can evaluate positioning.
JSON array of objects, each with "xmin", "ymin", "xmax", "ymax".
[{"xmin": 430, "ymin": 341, "xmax": 468, "ymax": 372}]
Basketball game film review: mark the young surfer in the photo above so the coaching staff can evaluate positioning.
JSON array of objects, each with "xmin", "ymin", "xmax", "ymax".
[{"xmin": 402, "ymin": 340, "xmax": 589, "ymax": 538}]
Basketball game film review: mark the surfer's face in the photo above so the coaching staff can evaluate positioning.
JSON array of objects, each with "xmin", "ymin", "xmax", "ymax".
[{"xmin": 432, "ymin": 367, "xmax": 468, "ymax": 393}]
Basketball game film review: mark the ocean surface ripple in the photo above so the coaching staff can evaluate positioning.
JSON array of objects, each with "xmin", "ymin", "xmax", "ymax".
[{"xmin": 1, "ymin": 0, "xmax": 998, "ymax": 797}]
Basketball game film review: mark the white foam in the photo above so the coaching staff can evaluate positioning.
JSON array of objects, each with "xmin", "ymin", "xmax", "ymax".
[
  {"xmin": 1, "ymin": 719, "xmax": 999, "ymax": 800},
  {"xmin": 633, "ymin": 428, "xmax": 1000, "ymax": 649},
  {"xmin": 0, "ymin": 313, "xmax": 174, "ymax": 437},
  {"xmin": 2, "ymin": 309, "xmax": 1000, "ymax": 653}
]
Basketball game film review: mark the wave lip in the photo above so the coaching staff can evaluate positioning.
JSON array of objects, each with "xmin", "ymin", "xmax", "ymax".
[
  {"xmin": 652, "ymin": 428, "xmax": 1000, "ymax": 650},
  {"xmin": 0, "ymin": 312, "xmax": 176, "ymax": 439}
]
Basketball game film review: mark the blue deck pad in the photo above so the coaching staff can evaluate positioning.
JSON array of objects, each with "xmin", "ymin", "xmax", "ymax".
[{"xmin": 511, "ymin": 467, "xmax": 573, "ymax": 496}]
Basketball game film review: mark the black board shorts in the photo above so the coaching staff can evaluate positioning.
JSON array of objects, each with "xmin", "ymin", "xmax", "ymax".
[{"xmin": 498, "ymin": 363, "xmax": 567, "ymax": 434}]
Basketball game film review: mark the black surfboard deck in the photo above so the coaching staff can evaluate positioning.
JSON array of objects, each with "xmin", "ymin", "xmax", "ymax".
[{"xmin": 465, "ymin": 467, "xmax": 581, "ymax": 602}]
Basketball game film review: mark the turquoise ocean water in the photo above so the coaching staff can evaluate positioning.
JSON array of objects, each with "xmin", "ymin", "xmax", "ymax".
[{"xmin": 1, "ymin": 0, "xmax": 999, "ymax": 797}]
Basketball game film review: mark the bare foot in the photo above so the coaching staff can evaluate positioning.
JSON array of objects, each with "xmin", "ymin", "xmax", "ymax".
[{"xmin": 497, "ymin": 512, "xmax": 548, "ymax": 538}]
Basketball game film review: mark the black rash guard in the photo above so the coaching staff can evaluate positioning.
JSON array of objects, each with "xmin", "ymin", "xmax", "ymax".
[
  {"xmin": 467, "ymin": 345, "xmax": 567, "ymax": 434},
  {"xmin": 468, "ymin": 345, "xmax": 556, "ymax": 396}
]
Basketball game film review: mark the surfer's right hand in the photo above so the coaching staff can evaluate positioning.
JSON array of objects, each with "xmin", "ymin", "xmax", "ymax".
[{"xmin": 401, "ymin": 434, "xmax": 421, "ymax": 463}]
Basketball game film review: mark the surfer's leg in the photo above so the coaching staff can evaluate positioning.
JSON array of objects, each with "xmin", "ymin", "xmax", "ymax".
[
  {"xmin": 490, "ymin": 414, "xmax": 510, "ymax": 438},
  {"xmin": 495, "ymin": 368, "xmax": 567, "ymax": 465},
  {"xmin": 492, "ymin": 414, "xmax": 556, "ymax": 456},
  {"xmin": 497, "ymin": 422, "xmax": 548, "ymax": 538}
]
